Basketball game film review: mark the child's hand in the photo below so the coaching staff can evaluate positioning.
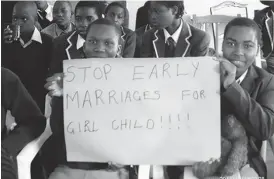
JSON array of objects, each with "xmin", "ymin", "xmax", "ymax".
[
  {"xmin": 44, "ymin": 73, "xmax": 64, "ymax": 97},
  {"xmin": 3, "ymin": 26, "xmax": 13, "ymax": 44}
]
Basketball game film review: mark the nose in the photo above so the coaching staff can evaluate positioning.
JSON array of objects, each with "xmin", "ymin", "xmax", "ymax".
[
  {"xmin": 80, "ymin": 19, "xmax": 89, "ymax": 27},
  {"xmin": 234, "ymin": 45, "xmax": 244, "ymax": 56},
  {"xmin": 94, "ymin": 42, "xmax": 105, "ymax": 52},
  {"xmin": 113, "ymin": 16, "xmax": 119, "ymax": 23}
]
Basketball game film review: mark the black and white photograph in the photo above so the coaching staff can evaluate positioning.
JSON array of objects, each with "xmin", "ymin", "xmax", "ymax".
[{"xmin": 1, "ymin": 0, "xmax": 274, "ymax": 179}]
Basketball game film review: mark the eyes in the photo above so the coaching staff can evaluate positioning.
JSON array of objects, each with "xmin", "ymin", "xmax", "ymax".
[
  {"xmin": 12, "ymin": 17, "xmax": 27, "ymax": 22},
  {"xmin": 226, "ymin": 41, "xmax": 254, "ymax": 50},
  {"xmin": 75, "ymin": 16, "xmax": 95, "ymax": 22},
  {"xmin": 87, "ymin": 39, "xmax": 114, "ymax": 47}
]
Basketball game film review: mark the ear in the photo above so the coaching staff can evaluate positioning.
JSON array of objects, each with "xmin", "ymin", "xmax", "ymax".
[
  {"xmin": 171, "ymin": 6, "xmax": 179, "ymax": 16},
  {"xmin": 256, "ymin": 45, "xmax": 261, "ymax": 57},
  {"xmin": 117, "ymin": 45, "xmax": 122, "ymax": 57}
]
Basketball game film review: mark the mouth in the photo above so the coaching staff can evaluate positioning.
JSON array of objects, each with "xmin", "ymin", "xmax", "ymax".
[{"xmin": 231, "ymin": 60, "xmax": 245, "ymax": 67}]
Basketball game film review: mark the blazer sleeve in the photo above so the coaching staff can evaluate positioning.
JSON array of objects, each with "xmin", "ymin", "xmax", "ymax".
[
  {"xmin": 122, "ymin": 31, "xmax": 136, "ymax": 58},
  {"xmin": 191, "ymin": 31, "xmax": 211, "ymax": 57},
  {"xmin": 2, "ymin": 68, "xmax": 46, "ymax": 156},
  {"xmin": 48, "ymin": 37, "xmax": 64, "ymax": 77},
  {"xmin": 222, "ymin": 77, "xmax": 274, "ymax": 140}
]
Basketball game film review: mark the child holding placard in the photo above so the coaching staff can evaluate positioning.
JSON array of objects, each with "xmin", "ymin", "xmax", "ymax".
[{"xmin": 45, "ymin": 18, "xmax": 134, "ymax": 179}]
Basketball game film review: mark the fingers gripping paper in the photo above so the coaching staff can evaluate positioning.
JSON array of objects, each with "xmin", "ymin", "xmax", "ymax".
[{"xmin": 63, "ymin": 57, "xmax": 221, "ymax": 165}]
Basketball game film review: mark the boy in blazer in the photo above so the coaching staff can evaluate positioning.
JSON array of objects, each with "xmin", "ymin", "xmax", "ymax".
[
  {"xmin": 254, "ymin": 1, "xmax": 274, "ymax": 74},
  {"xmin": 45, "ymin": 18, "xmax": 132, "ymax": 179},
  {"xmin": 140, "ymin": 1, "xmax": 210, "ymax": 58},
  {"xmin": 192, "ymin": 17, "xmax": 274, "ymax": 179},
  {"xmin": 105, "ymin": 2, "xmax": 136, "ymax": 58},
  {"xmin": 48, "ymin": 1, "xmax": 103, "ymax": 76}
]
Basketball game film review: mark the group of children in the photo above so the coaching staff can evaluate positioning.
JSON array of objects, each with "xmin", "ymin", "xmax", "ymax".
[{"xmin": 1, "ymin": 1, "xmax": 274, "ymax": 179}]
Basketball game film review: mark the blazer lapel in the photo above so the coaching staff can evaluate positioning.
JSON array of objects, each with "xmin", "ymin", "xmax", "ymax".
[
  {"xmin": 66, "ymin": 31, "xmax": 84, "ymax": 60},
  {"xmin": 152, "ymin": 29, "xmax": 165, "ymax": 58},
  {"xmin": 174, "ymin": 21, "xmax": 192, "ymax": 57},
  {"xmin": 240, "ymin": 66, "xmax": 259, "ymax": 95},
  {"xmin": 265, "ymin": 13, "xmax": 273, "ymax": 50},
  {"xmin": 121, "ymin": 26, "xmax": 126, "ymax": 42}
]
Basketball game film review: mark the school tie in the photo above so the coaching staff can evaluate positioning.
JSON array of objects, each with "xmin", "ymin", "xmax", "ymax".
[
  {"xmin": 38, "ymin": 10, "xmax": 47, "ymax": 20},
  {"xmin": 165, "ymin": 37, "xmax": 176, "ymax": 57}
]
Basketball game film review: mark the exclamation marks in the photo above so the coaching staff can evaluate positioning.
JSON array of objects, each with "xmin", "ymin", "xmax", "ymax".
[
  {"xmin": 177, "ymin": 114, "xmax": 180, "ymax": 130},
  {"xmin": 161, "ymin": 116, "xmax": 163, "ymax": 129},
  {"xmin": 169, "ymin": 114, "xmax": 172, "ymax": 129}
]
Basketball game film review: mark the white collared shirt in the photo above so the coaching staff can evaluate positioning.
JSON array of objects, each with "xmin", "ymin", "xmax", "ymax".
[
  {"xmin": 37, "ymin": 3, "xmax": 53, "ymax": 21},
  {"xmin": 20, "ymin": 27, "xmax": 42, "ymax": 48},
  {"xmin": 163, "ymin": 20, "xmax": 183, "ymax": 45},
  {"xmin": 236, "ymin": 70, "xmax": 248, "ymax": 84},
  {"xmin": 76, "ymin": 34, "xmax": 85, "ymax": 50}
]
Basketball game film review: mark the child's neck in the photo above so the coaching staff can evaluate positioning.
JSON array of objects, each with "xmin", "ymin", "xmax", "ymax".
[
  {"xmin": 165, "ymin": 19, "xmax": 181, "ymax": 35},
  {"xmin": 57, "ymin": 23, "xmax": 70, "ymax": 31},
  {"xmin": 20, "ymin": 32, "xmax": 33, "ymax": 43}
]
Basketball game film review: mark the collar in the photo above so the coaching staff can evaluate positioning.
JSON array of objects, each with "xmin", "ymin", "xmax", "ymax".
[
  {"xmin": 38, "ymin": 3, "xmax": 53, "ymax": 21},
  {"xmin": 55, "ymin": 23, "xmax": 73, "ymax": 36},
  {"xmin": 20, "ymin": 27, "xmax": 42, "ymax": 48},
  {"xmin": 163, "ymin": 20, "xmax": 183, "ymax": 44},
  {"xmin": 145, "ymin": 24, "xmax": 152, "ymax": 32},
  {"xmin": 76, "ymin": 34, "xmax": 85, "ymax": 50},
  {"xmin": 236, "ymin": 70, "xmax": 248, "ymax": 84}
]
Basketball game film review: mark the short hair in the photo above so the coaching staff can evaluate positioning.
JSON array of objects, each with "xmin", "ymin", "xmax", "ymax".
[
  {"xmin": 75, "ymin": 1, "xmax": 103, "ymax": 18},
  {"xmin": 153, "ymin": 1, "xmax": 184, "ymax": 19},
  {"xmin": 54, "ymin": 1, "xmax": 73, "ymax": 13},
  {"xmin": 223, "ymin": 17, "xmax": 262, "ymax": 46},
  {"xmin": 86, "ymin": 18, "xmax": 122, "ymax": 43},
  {"xmin": 14, "ymin": 1, "xmax": 38, "ymax": 21},
  {"xmin": 104, "ymin": 2, "xmax": 127, "ymax": 18}
]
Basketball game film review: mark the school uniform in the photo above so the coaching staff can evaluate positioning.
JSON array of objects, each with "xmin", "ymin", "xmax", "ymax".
[
  {"xmin": 2, "ymin": 27, "xmax": 53, "ymax": 112},
  {"xmin": 120, "ymin": 26, "xmax": 136, "ymax": 58},
  {"xmin": 48, "ymin": 31, "xmax": 86, "ymax": 76},
  {"xmin": 221, "ymin": 65, "xmax": 274, "ymax": 178},
  {"xmin": 254, "ymin": 7, "xmax": 274, "ymax": 74},
  {"xmin": 41, "ymin": 23, "xmax": 76, "ymax": 39},
  {"xmin": 37, "ymin": 3, "xmax": 53, "ymax": 30},
  {"xmin": 134, "ymin": 24, "xmax": 151, "ymax": 57},
  {"xmin": 1, "ymin": 67, "xmax": 46, "ymax": 158},
  {"xmin": 140, "ymin": 19, "xmax": 210, "ymax": 58}
]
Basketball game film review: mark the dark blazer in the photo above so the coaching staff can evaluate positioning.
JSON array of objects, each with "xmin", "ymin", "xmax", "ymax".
[
  {"xmin": 49, "ymin": 31, "xmax": 85, "ymax": 76},
  {"xmin": 120, "ymin": 26, "xmax": 136, "ymax": 58},
  {"xmin": 140, "ymin": 21, "xmax": 210, "ymax": 58},
  {"xmin": 254, "ymin": 7, "xmax": 274, "ymax": 74},
  {"xmin": 134, "ymin": 24, "xmax": 151, "ymax": 57},
  {"xmin": 1, "ymin": 68, "xmax": 46, "ymax": 157},
  {"xmin": 221, "ymin": 65, "xmax": 274, "ymax": 178}
]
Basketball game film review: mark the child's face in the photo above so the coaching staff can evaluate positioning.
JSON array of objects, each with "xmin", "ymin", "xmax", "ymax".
[
  {"xmin": 106, "ymin": 6, "xmax": 125, "ymax": 26},
  {"xmin": 222, "ymin": 26, "xmax": 258, "ymax": 78},
  {"xmin": 12, "ymin": 5, "xmax": 36, "ymax": 34},
  {"xmin": 75, "ymin": 7, "xmax": 99, "ymax": 38},
  {"xmin": 35, "ymin": 1, "xmax": 47, "ymax": 10},
  {"xmin": 84, "ymin": 24, "xmax": 121, "ymax": 58},
  {"xmin": 53, "ymin": 2, "xmax": 72, "ymax": 27},
  {"xmin": 149, "ymin": 2, "xmax": 176, "ymax": 29}
]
